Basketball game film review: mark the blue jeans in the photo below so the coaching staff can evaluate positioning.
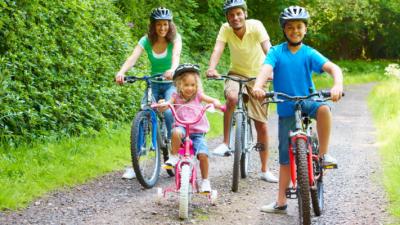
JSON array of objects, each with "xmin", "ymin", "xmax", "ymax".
[
  {"xmin": 278, "ymin": 100, "xmax": 331, "ymax": 165},
  {"xmin": 173, "ymin": 127, "xmax": 209, "ymax": 157},
  {"xmin": 147, "ymin": 82, "xmax": 175, "ymax": 139}
]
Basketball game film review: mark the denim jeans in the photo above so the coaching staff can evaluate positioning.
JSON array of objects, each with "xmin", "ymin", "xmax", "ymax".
[{"xmin": 144, "ymin": 82, "xmax": 175, "ymax": 139}]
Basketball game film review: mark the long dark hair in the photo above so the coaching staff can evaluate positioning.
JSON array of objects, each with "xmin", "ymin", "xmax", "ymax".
[{"xmin": 147, "ymin": 20, "xmax": 177, "ymax": 45}]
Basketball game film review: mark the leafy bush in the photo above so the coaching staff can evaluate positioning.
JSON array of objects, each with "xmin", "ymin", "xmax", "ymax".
[{"xmin": 0, "ymin": 0, "xmax": 141, "ymax": 148}]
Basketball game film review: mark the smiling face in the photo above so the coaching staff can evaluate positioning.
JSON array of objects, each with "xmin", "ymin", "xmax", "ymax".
[
  {"xmin": 155, "ymin": 20, "xmax": 170, "ymax": 38},
  {"xmin": 226, "ymin": 7, "xmax": 247, "ymax": 30},
  {"xmin": 284, "ymin": 20, "xmax": 307, "ymax": 45},
  {"xmin": 179, "ymin": 73, "xmax": 198, "ymax": 100}
]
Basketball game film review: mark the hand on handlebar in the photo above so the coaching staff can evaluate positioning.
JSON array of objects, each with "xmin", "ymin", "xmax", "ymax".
[
  {"xmin": 163, "ymin": 70, "xmax": 174, "ymax": 80},
  {"xmin": 206, "ymin": 68, "xmax": 220, "ymax": 78},
  {"xmin": 330, "ymin": 84, "xmax": 343, "ymax": 102},
  {"xmin": 115, "ymin": 72, "xmax": 125, "ymax": 85},
  {"xmin": 252, "ymin": 87, "xmax": 265, "ymax": 100},
  {"xmin": 154, "ymin": 99, "xmax": 170, "ymax": 112}
]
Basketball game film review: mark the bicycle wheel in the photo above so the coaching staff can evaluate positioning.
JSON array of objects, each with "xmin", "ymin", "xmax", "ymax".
[
  {"xmin": 310, "ymin": 135, "xmax": 323, "ymax": 216},
  {"xmin": 131, "ymin": 110, "xmax": 161, "ymax": 189},
  {"xmin": 295, "ymin": 138, "xmax": 311, "ymax": 225},
  {"xmin": 158, "ymin": 118, "xmax": 175, "ymax": 177},
  {"xmin": 232, "ymin": 113, "xmax": 243, "ymax": 192},
  {"xmin": 240, "ymin": 118, "xmax": 252, "ymax": 178},
  {"xmin": 179, "ymin": 164, "xmax": 191, "ymax": 219}
]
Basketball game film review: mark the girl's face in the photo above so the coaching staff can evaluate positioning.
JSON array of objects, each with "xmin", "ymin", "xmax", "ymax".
[
  {"xmin": 180, "ymin": 73, "xmax": 197, "ymax": 100},
  {"xmin": 155, "ymin": 20, "xmax": 169, "ymax": 38},
  {"xmin": 284, "ymin": 20, "xmax": 307, "ymax": 44}
]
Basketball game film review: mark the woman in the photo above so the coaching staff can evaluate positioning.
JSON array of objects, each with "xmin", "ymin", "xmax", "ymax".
[{"xmin": 116, "ymin": 7, "xmax": 182, "ymax": 179}]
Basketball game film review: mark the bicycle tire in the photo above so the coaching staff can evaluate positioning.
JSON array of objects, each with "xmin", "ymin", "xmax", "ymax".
[
  {"xmin": 232, "ymin": 113, "xmax": 243, "ymax": 192},
  {"xmin": 158, "ymin": 118, "xmax": 175, "ymax": 177},
  {"xmin": 295, "ymin": 138, "xmax": 311, "ymax": 225},
  {"xmin": 310, "ymin": 135, "xmax": 323, "ymax": 216},
  {"xmin": 179, "ymin": 164, "xmax": 191, "ymax": 219},
  {"xmin": 131, "ymin": 110, "xmax": 161, "ymax": 189},
  {"xmin": 240, "ymin": 118, "xmax": 252, "ymax": 178}
]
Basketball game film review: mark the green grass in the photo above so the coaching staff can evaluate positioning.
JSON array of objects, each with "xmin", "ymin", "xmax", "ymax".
[
  {"xmin": 0, "ymin": 124, "xmax": 131, "ymax": 210},
  {"xmin": 368, "ymin": 79, "xmax": 400, "ymax": 222}
]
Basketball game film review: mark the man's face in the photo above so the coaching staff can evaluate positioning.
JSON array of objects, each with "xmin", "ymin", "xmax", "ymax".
[
  {"xmin": 226, "ymin": 7, "xmax": 247, "ymax": 30},
  {"xmin": 284, "ymin": 20, "xmax": 307, "ymax": 44}
]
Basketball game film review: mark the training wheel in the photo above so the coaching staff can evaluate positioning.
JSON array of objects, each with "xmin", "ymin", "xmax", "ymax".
[
  {"xmin": 156, "ymin": 187, "xmax": 163, "ymax": 204},
  {"xmin": 210, "ymin": 190, "xmax": 218, "ymax": 205}
]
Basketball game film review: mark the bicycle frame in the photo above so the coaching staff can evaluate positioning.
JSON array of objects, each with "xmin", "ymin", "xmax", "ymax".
[{"xmin": 126, "ymin": 74, "xmax": 170, "ymax": 150}]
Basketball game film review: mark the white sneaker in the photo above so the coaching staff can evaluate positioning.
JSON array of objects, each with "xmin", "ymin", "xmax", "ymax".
[
  {"xmin": 260, "ymin": 171, "xmax": 278, "ymax": 183},
  {"xmin": 200, "ymin": 179, "xmax": 211, "ymax": 193},
  {"xmin": 322, "ymin": 153, "xmax": 338, "ymax": 168},
  {"xmin": 122, "ymin": 167, "xmax": 136, "ymax": 179},
  {"xmin": 261, "ymin": 202, "xmax": 288, "ymax": 214},
  {"xmin": 212, "ymin": 143, "xmax": 230, "ymax": 156},
  {"xmin": 164, "ymin": 155, "xmax": 179, "ymax": 168}
]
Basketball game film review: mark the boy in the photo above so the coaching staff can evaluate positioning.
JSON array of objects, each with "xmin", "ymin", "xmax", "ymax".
[{"xmin": 253, "ymin": 6, "xmax": 343, "ymax": 213}]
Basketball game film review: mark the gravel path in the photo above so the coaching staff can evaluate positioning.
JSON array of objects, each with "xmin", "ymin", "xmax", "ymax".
[{"xmin": 0, "ymin": 83, "xmax": 394, "ymax": 225}]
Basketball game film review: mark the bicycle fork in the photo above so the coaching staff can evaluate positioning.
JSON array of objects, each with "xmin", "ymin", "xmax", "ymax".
[{"xmin": 286, "ymin": 133, "xmax": 315, "ymax": 199}]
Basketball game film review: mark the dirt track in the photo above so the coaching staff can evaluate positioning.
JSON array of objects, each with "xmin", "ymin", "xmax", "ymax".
[{"xmin": 0, "ymin": 83, "xmax": 394, "ymax": 225}]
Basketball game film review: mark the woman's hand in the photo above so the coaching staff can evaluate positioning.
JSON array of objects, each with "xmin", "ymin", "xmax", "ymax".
[
  {"xmin": 115, "ymin": 72, "xmax": 125, "ymax": 85},
  {"xmin": 164, "ymin": 70, "xmax": 174, "ymax": 80}
]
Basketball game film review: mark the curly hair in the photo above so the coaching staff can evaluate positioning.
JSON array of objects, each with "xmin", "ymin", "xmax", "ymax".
[
  {"xmin": 147, "ymin": 20, "xmax": 177, "ymax": 45},
  {"xmin": 174, "ymin": 72, "xmax": 203, "ymax": 101}
]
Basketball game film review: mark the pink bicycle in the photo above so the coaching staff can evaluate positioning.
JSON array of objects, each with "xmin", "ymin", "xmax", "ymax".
[{"xmin": 151, "ymin": 102, "xmax": 224, "ymax": 219}]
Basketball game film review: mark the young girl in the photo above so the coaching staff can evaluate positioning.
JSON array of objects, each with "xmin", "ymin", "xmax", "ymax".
[{"xmin": 161, "ymin": 63, "xmax": 222, "ymax": 193}]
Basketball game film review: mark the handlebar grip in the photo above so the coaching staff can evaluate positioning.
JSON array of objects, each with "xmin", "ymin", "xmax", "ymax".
[
  {"xmin": 321, "ymin": 90, "xmax": 346, "ymax": 98},
  {"xmin": 219, "ymin": 105, "xmax": 227, "ymax": 112},
  {"xmin": 207, "ymin": 77, "xmax": 224, "ymax": 81},
  {"xmin": 264, "ymin": 92, "xmax": 274, "ymax": 98},
  {"xmin": 124, "ymin": 76, "xmax": 136, "ymax": 83}
]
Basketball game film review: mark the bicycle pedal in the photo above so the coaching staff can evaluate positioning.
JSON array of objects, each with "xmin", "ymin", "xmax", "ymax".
[
  {"xmin": 323, "ymin": 164, "xmax": 338, "ymax": 169},
  {"xmin": 163, "ymin": 164, "xmax": 174, "ymax": 170},
  {"xmin": 285, "ymin": 188, "xmax": 297, "ymax": 199}
]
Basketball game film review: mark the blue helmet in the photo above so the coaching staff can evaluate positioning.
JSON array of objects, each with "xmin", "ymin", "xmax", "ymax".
[
  {"xmin": 223, "ymin": 0, "xmax": 247, "ymax": 14},
  {"xmin": 279, "ymin": 6, "xmax": 309, "ymax": 28},
  {"xmin": 150, "ymin": 7, "xmax": 173, "ymax": 21}
]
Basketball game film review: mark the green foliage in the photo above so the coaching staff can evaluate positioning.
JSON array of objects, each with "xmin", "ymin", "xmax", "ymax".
[
  {"xmin": 369, "ymin": 79, "xmax": 400, "ymax": 220},
  {"xmin": 0, "ymin": 0, "xmax": 141, "ymax": 147}
]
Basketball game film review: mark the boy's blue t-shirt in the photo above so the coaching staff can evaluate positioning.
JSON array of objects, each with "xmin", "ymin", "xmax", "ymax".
[{"xmin": 264, "ymin": 42, "xmax": 329, "ymax": 117}]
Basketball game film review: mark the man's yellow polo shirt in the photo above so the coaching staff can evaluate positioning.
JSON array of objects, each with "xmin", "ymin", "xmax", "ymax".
[{"xmin": 217, "ymin": 19, "xmax": 269, "ymax": 77}]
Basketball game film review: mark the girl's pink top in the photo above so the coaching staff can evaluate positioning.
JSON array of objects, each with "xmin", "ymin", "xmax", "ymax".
[{"xmin": 172, "ymin": 91, "xmax": 210, "ymax": 134}]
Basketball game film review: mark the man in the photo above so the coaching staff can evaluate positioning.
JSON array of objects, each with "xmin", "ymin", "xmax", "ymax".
[{"xmin": 206, "ymin": 0, "xmax": 277, "ymax": 182}]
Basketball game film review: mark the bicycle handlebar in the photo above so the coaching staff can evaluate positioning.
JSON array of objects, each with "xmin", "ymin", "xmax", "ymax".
[
  {"xmin": 151, "ymin": 103, "xmax": 226, "ymax": 125},
  {"xmin": 264, "ymin": 90, "xmax": 345, "ymax": 103},
  {"xmin": 124, "ymin": 73, "xmax": 169, "ymax": 83},
  {"xmin": 207, "ymin": 75, "xmax": 256, "ymax": 83}
]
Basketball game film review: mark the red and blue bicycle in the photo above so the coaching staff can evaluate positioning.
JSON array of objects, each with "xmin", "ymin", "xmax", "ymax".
[{"xmin": 264, "ymin": 90, "xmax": 342, "ymax": 225}]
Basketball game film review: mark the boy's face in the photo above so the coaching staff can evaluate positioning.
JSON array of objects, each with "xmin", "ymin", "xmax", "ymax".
[
  {"xmin": 226, "ymin": 7, "xmax": 247, "ymax": 30},
  {"xmin": 284, "ymin": 20, "xmax": 307, "ymax": 44}
]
